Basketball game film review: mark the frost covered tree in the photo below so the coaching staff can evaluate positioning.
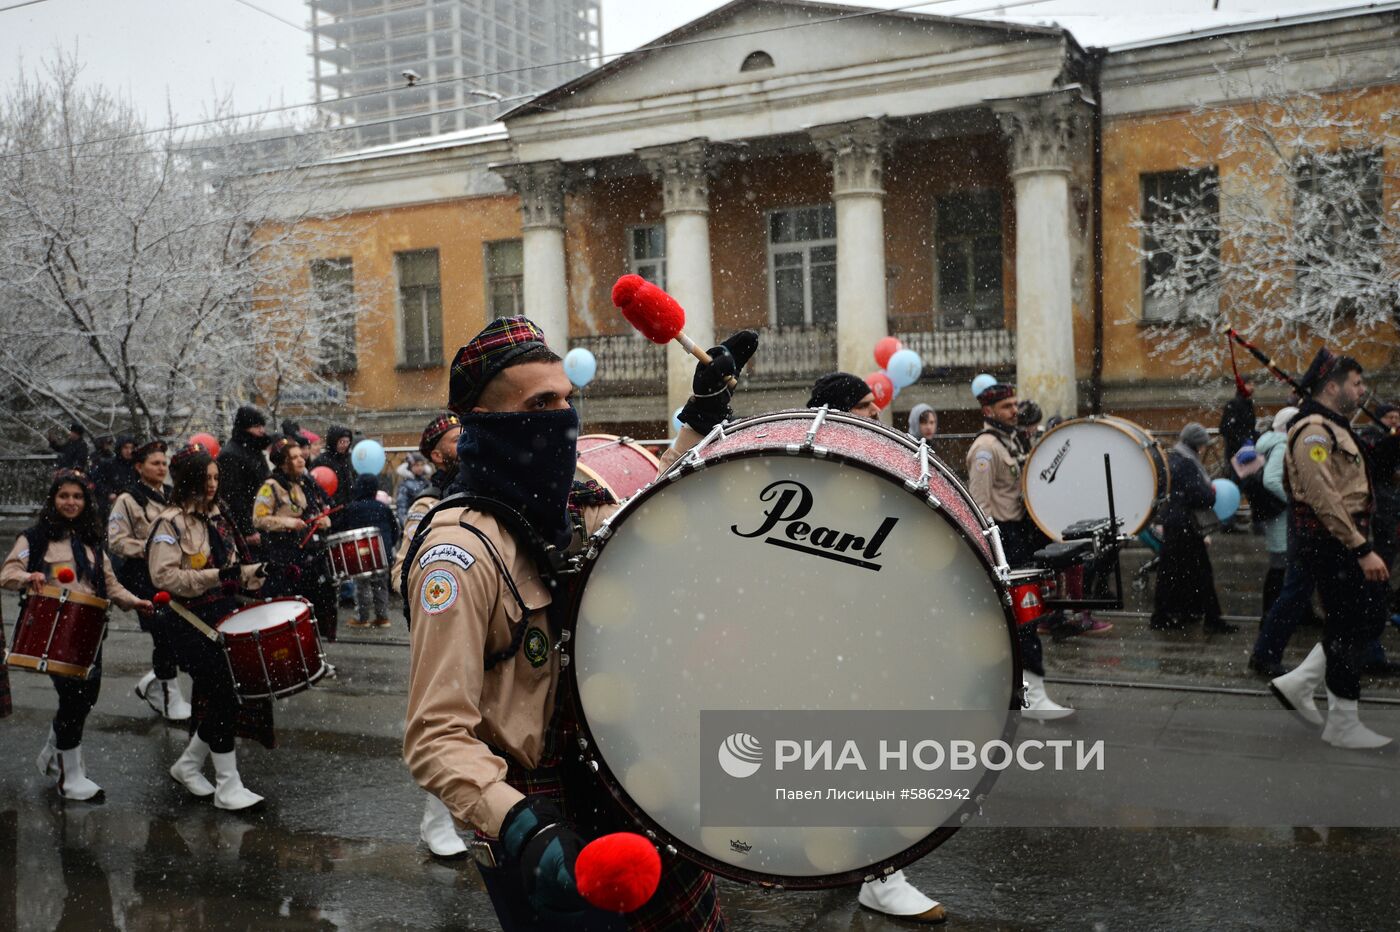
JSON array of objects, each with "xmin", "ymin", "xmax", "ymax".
[
  {"xmin": 0, "ymin": 54, "xmax": 375, "ymax": 444},
  {"xmin": 1132, "ymin": 51, "xmax": 1399, "ymax": 377}
]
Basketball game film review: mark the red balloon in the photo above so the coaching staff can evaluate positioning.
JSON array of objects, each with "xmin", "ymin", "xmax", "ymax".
[
  {"xmin": 575, "ymin": 832, "xmax": 662, "ymax": 913},
  {"xmin": 612, "ymin": 274, "xmax": 686, "ymax": 345},
  {"xmin": 56, "ymin": 567, "xmax": 75, "ymax": 585},
  {"xmin": 873, "ymin": 336, "xmax": 902, "ymax": 370},
  {"xmin": 189, "ymin": 432, "xmax": 221, "ymax": 459},
  {"xmin": 153, "ymin": 591, "xmax": 171, "ymax": 606},
  {"xmin": 311, "ymin": 465, "xmax": 338, "ymax": 497},
  {"xmin": 866, "ymin": 372, "xmax": 895, "ymax": 410}
]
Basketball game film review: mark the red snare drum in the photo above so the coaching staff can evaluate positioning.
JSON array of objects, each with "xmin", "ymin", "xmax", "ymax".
[
  {"xmin": 217, "ymin": 597, "xmax": 327, "ymax": 700},
  {"xmin": 1007, "ymin": 569, "xmax": 1055, "ymax": 627},
  {"xmin": 6, "ymin": 585, "xmax": 109, "ymax": 679},
  {"xmin": 575, "ymin": 434, "xmax": 661, "ymax": 502},
  {"xmin": 325, "ymin": 528, "xmax": 388, "ymax": 581}
]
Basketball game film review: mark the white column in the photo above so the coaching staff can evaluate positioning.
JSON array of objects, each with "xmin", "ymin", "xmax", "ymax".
[
  {"xmin": 812, "ymin": 118, "xmax": 889, "ymax": 380},
  {"xmin": 496, "ymin": 161, "xmax": 569, "ymax": 353},
  {"xmin": 993, "ymin": 89, "xmax": 1088, "ymax": 419},
  {"xmin": 639, "ymin": 140, "xmax": 714, "ymax": 419}
]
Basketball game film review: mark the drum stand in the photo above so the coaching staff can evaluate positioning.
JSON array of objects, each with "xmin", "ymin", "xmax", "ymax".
[{"xmin": 1034, "ymin": 454, "xmax": 1128, "ymax": 613}]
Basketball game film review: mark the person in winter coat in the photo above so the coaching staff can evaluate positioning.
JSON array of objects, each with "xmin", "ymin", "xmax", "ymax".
[
  {"xmin": 311, "ymin": 426, "xmax": 355, "ymax": 527},
  {"xmin": 343, "ymin": 475, "xmax": 398, "ymax": 628},
  {"xmin": 395, "ymin": 453, "xmax": 431, "ymax": 524},
  {"xmin": 1248, "ymin": 407, "xmax": 1312, "ymax": 676},
  {"xmin": 215, "ymin": 406, "xmax": 272, "ymax": 548},
  {"xmin": 1151, "ymin": 422, "xmax": 1235, "ymax": 633},
  {"xmin": 50, "ymin": 424, "xmax": 90, "ymax": 472}
]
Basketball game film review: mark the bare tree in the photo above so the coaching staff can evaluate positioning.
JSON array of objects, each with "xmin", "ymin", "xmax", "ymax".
[
  {"xmin": 0, "ymin": 54, "xmax": 378, "ymax": 445},
  {"xmin": 1131, "ymin": 48, "xmax": 1399, "ymax": 379}
]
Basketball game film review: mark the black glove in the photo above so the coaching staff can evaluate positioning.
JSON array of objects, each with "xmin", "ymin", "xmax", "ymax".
[
  {"xmin": 678, "ymin": 329, "xmax": 759, "ymax": 435},
  {"xmin": 256, "ymin": 562, "xmax": 302, "ymax": 585},
  {"xmin": 500, "ymin": 797, "xmax": 587, "ymax": 918},
  {"xmin": 218, "ymin": 565, "xmax": 241, "ymax": 583}
]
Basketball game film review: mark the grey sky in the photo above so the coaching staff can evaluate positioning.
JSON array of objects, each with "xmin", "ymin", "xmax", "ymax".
[{"xmin": 0, "ymin": 0, "xmax": 1374, "ymax": 131}]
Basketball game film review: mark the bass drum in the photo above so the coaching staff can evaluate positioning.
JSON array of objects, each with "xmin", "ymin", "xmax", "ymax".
[
  {"xmin": 575, "ymin": 434, "xmax": 661, "ymax": 502},
  {"xmin": 1022, "ymin": 415, "xmax": 1169, "ymax": 541},
  {"xmin": 565, "ymin": 410, "xmax": 1020, "ymax": 889}
]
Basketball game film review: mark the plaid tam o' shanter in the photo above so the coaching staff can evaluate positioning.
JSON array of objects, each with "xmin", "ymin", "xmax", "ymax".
[
  {"xmin": 448, "ymin": 316, "xmax": 549, "ymax": 413},
  {"xmin": 418, "ymin": 412, "xmax": 461, "ymax": 456}
]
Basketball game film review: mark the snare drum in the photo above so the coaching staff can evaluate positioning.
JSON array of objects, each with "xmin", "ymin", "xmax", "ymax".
[
  {"xmin": 575, "ymin": 434, "xmax": 661, "ymax": 502},
  {"xmin": 217, "ymin": 597, "xmax": 327, "ymax": 700},
  {"xmin": 325, "ymin": 528, "xmax": 388, "ymax": 581},
  {"xmin": 566, "ymin": 410, "xmax": 1020, "ymax": 889},
  {"xmin": 6, "ymin": 585, "xmax": 109, "ymax": 679},
  {"xmin": 1022, "ymin": 415, "xmax": 1169, "ymax": 541}
]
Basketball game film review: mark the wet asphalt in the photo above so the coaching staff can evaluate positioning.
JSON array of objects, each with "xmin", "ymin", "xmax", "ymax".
[{"xmin": 5, "ymin": 545, "xmax": 1400, "ymax": 932}]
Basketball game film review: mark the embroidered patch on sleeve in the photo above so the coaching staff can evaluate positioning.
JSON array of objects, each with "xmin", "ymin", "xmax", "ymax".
[
  {"xmin": 420, "ymin": 569, "xmax": 459, "ymax": 615},
  {"xmin": 108, "ymin": 511, "xmax": 125, "ymax": 524},
  {"xmin": 1309, "ymin": 445, "xmax": 1329, "ymax": 463},
  {"xmin": 418, "ymin": 543, "xmax": 476, "ymax": 573},
  {"xmin": 973, "ymin": 450, "xmax": 993, "ymax": 472},
  {"xmin": 151, "ymin": 534, "xmax": 178, "ymax": 546}
]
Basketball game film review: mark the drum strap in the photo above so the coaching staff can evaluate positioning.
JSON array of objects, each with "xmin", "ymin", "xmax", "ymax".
[{"xmin": 164, "ymin": 597, "xmax": 221, "ymax": 642}]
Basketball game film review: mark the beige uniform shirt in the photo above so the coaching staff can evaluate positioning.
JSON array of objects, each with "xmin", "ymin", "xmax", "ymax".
[
  {"xmin": 403, "ymin": 501, "xmax": 616, "ymax": 837},
  {"xmin": 967, "ymin": 429, "xmax": 1026, "ymax": 523},
  {"xmin": 391, "ymin": 492, "xmax": 439, "ymax": 584},
  {"xmin": 1, "ymin": 535, "xmax": 142, "ymax": 610},
  {"xmin": 1285, "ymin": 412, "xmax": 1373, "ymax": 550},
  {"xmin": 253, "ymin": 475, "xmax": 309, "ymax": 534},
  {"xmin": 107, "ymin": 486, "xmax": 166, "ymax": 560},
  {"xmin": 147, "ymin": 505, "xmax": 263, "ymax": 600}
]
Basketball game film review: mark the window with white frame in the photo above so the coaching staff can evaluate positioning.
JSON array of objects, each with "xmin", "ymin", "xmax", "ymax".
[
  {"xmin": 485, "ymin": 240, "xmax": 524, "ymax": 318},
  {"xmin": 1140, "ymin": 168, "xmax": 1219, "ymax": 321},
  {"xmin": 628, "ymin": 224, "xmax": 666, "ymax": 289},
  {"xmin": 396, "ymin": 248, "xmax": 443, "ymax": 368},
  {"xmin": 310, "ymin": 257, "xmax": 357, "ymax": 373},
  {"xmin": 768, "ymin": 205, "xmax": 836, "ymax": 328},
  {"xmin": 935, "ymin": 189, "xmax": 1004, "ymax": 330}
]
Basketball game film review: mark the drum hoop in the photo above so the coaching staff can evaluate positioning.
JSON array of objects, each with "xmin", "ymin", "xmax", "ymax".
[
  {"xmin": 565, "ymin": 428, "xmax": 1023, "ymax": 889},
  {"xmin": 1021, "ymin": 416, "xmax": 1164, "ymax": 541},
  {"xmin": 36, "ymin": 585, "xmax": 109, "ymax": 610},
  {"xmin": 326, "ymin": 527, "xmax": 382, "ymax": 545}
]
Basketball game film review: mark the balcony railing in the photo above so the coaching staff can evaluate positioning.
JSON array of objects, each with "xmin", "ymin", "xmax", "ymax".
[
  {"xmin": 570, "ymin": 333, "xmax": 666, "ymax": 390},
  {"xmin": 896, "ymin": 329, "xmax": 1015, "ymax": 373},
  {"xmin": 746, "ymin": 325, "xmax": 838, "ymax": 384}
]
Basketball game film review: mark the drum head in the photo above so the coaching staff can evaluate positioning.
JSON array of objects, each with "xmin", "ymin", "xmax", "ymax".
[
  {"xmin": 571, "ymin": 449, "xmax": 1016, "ymax": 887},
  {"xmin": 1023, "ymin": 418, "xmax": 1161, "ymax": 541},
  {"xmin": 219, "ymin": 599, "xmax": 307, "ymax": 634}
]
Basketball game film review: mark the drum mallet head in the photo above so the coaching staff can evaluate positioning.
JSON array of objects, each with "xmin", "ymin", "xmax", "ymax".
[
  {"xmin": 55, "ymin": 567, "xmax": 75, "ymax": 585},
  {"xmin": 153, "ymin": 591, "xmax": 171, "ymax": 606},
  {"xmin": 574, "ymin": 831, "xmax": 662, "ymax": 913},
  {"xmin": 612, "ymin": 274, "xmax": 737, "ymax": 389}
]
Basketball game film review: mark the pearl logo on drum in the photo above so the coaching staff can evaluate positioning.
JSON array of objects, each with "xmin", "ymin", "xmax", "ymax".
[
  {"xmin": 718, "ymin": 733, "xmax": 764, "ymax": 778},
  {"xmin": 730, "ymin": 480, "xmax": 898, "ymax": 571}
]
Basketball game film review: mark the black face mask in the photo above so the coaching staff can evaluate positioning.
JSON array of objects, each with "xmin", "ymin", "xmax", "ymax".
[
  {"xmin": 454, "ymin": 407, "xmax": 581, "ymax": 549},
  {"xmin": 243, "ymin": 431, "xmax": 273, "ymax": 451}
]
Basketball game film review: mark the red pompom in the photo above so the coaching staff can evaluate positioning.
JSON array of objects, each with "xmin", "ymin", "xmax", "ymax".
[
  {"xmin": 189, "ymin": 432, "xmax": 221, "ymax": 459},
  {"xmin": 153, "ymin": 591, "xmax": 171, "ymax": 606},
  {"xmin": 612, "ymin": 274, "xmax": 686, "ymax": 345},
  {"xmin": 575, "ymin": 832, "xmax": 661, "ymax": 913},
  {"xmin": 866, "ymin": 372, "xmax": 894, "ymax": 410},
  {"xmin": 56, "ymin": 567, "xmax": 75, "ymax": 584}
]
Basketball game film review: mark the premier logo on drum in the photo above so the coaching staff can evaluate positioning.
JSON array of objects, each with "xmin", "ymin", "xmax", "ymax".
[
  {"xmin": 730, "ymin": 480, "xmax": 898, "ymax": 571},
  {"xmin": 1039, "ymin": 438, "xmax": 1072, "ymax": 484}
]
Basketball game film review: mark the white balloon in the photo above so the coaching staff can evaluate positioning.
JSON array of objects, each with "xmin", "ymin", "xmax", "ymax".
[
  {"xmin": 886, "ymin": 348, "xmax": 923, "ymax": 389},
  {"xmin": 971, "ymin": 373, "xmax": 997, "ymax": 399}
]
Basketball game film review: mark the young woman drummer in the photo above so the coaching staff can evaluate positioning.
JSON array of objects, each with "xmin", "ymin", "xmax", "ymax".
[
  {"xmin": 0, "ymin": 470, "xmax": 153, "ymax": 800},
  {"xmin": 147, "ymin": 445, "xmax": 268, "ymax": 811}
]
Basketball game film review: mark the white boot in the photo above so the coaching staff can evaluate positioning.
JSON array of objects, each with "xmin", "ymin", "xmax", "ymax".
[
  {"xmin": 56, "ymin": 746, "xmax": 102, "ymax": 801},
  {"xmin": 1321, "ymin": 689, "xmax": 1392, "ymax": 749},
  {"xmin": 1022, "ymin": 672, "xmax": 1074, "ymax": 721},
  {"xmin": 157, "ymin": 678, "xmax": 193, "ymax": 721},
  {"xmin": 857, "ymin": 870, "xmax": 946, "ymax": 923},
  {"xmin": 134, "ymin": 670, "xmax": 157, "ymax": 709},
  {"xmin": 211, "ymin": 750, "xmax": 263, "ymax": 811},
  {"xmin": 420, "ymin": 794, "xmax": 467, "ymax": 857},
  {"xmin": 1270, "ymin": 643, "xmax": 1326, "ymax": 726},
  {"xmin": 169, "ymin": 735, "xmax": 216, "ymax": 797},
  {"xmin": 37, "ymin": 727, "xmax": 59, "ymax": 778}
]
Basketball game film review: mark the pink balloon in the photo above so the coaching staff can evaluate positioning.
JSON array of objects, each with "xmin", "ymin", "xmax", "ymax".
[
  {"xmin": 311, "ymin": 465, "xmax": 338, "ymax": 497},
  {"xmin": 188, "ymin": 432, "xmax": 221, "ymax": 459},
  {"xmin": 866, "ymin": 372, "xmax": 894, "ymax": 410},
  {"xmin": 873, "ymin": 336, "xmax": 902, "ymax": 370}
]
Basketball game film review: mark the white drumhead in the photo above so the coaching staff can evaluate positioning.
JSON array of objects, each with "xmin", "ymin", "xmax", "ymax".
[
  {"xmin": 219, "ymin": 600, "xmax": 304, "ymax": 634},
  {"xmin": 1023, "ymin": 419, "xmax": 1160, "ymax": 541},
  {"xmin": 574, "ymin": 453, "xmax": 1014, "ymax": 880}
]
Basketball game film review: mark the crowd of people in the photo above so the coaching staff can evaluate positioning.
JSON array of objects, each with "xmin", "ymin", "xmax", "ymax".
[{"xmin": 3, "ymin": 313, "xmax": 1398, "ymax": 930}]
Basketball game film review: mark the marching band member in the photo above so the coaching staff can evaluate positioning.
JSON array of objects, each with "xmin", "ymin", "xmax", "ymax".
[
  {"xmin": 401, "ymin": 316, "xmax": 753, "ymax": 929},
  {"xmin": 254, "ymin": 437, "xmax": 335, "ymax": 638},
  {"xmin": 109, "ymin": 440, "xmax": 192, "ymax": 721},
  {"xmin": 148, "ymin": 445, "xmax": 269, "ymax": 809},
  {"xmin": 966, "ymin": 381, "xmax": 1078, "ymax": 719},
  {"xmin": 1268, "ymin": 350, "xmax": 1392, "ymax": 748},
  {"xmin": 806, "ymin": 372, "xmax": 948, "ymax": 926},
  {"xmin": 1, "ymin": 470, "xmax": 153, "ymax": 799}
]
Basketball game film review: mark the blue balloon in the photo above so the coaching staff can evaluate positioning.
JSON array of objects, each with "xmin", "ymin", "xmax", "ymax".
[
  {"xmin": 351, "ymin": 438, "xmax": 386, "ymax": 476},
  {"xmin": 886, "ymin": 348, "xmax": 923, "ymax": 390},
  {"xmin": 971, "ymin": 373, "xmax": 997, "ymax": 399},
  {"xmin": 563, "ymin": 347, "xmax": 597, "ymax": 388},
  {"xmin": 671, "ymin": 407, "xmax": 684, "ymax": 432},
  {"xmin": 1212, "ymin": 478, "xmax": 1241, "ymax": 523}
]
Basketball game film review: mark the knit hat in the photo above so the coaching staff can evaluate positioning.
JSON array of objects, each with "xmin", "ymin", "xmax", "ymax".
[
  {"xmin": 419, "ymin": 412, "xmax": 462, "ymax": 457},
  {"xmin": 807, "ymin": 372, "xmax": 872, "ymax": 412},
  {"xmin": 1179, "ymin": 422, "xmax": 1210, "ymax": 450},
  {"xmin": 977, "ymin": 382, "xmax": 1016, "ymax": 406},
  {"xmin": 449, "ymin": 316, "xmax": 551, "ymax": 414},
  {"xmin": 232, "ymin": 405, "xmax": 267, "ymax": 433}
]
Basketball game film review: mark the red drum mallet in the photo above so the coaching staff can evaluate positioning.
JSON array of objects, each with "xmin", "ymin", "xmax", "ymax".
[{"xmin": 611, "ymin": 274, "xmax": 737, "ymax": 389}]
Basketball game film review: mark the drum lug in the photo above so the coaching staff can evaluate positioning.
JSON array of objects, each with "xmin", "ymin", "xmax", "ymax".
[
  {"xmin": 800, "ymin": 406, "xmax": 830, "ymax": 453},
  {"xmin": 587, "ymin": 759, "xmax": 599, "ymax": 773},
  {"xmin": 576, "ymin": 736, "xmax": 589, "ymax": 751},
  {"xmin": 665, "ymin": 844, "xmax": 677, "ymax": 856}
]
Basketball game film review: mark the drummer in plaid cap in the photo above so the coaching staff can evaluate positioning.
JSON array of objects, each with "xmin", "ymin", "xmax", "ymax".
[{"xmin": 402, "ymin": 315, "xmax": 755, "ymax": 929}]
